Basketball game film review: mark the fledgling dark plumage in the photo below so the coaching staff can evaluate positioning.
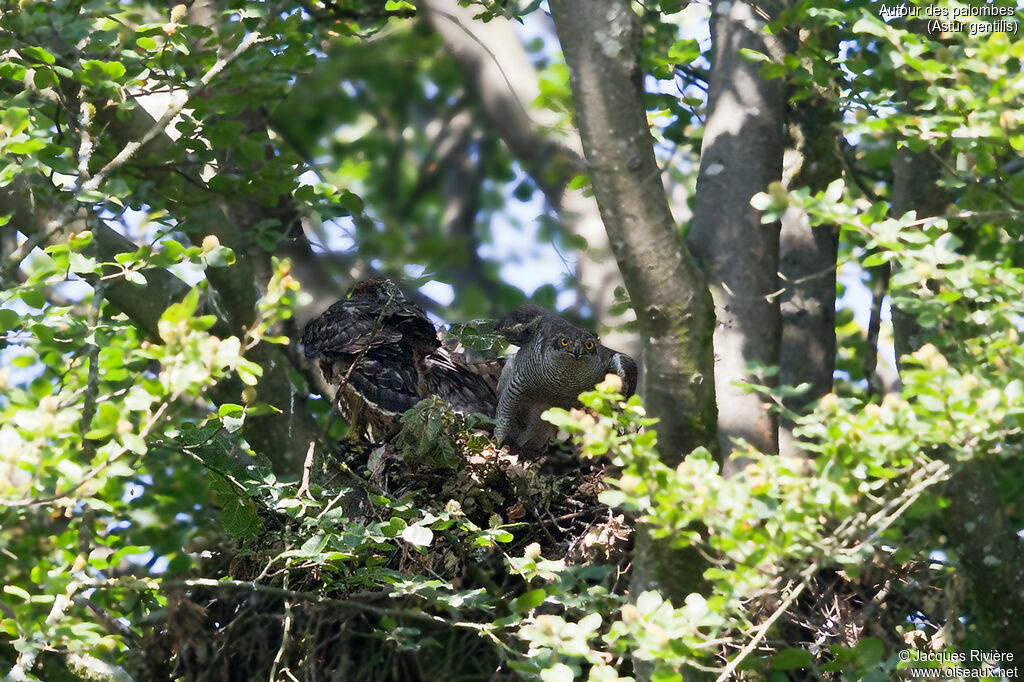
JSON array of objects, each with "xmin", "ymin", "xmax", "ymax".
[
  {"xmin": 494, "ymin": 305, "xmax": 638, "ymax": 455},
  {"xmin": 301, "ymin": 278, "xmax": 498, "ymax": 440}
]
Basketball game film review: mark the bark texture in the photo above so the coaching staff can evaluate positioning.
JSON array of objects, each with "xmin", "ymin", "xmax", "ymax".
[
  {"xmin": 890, "ymin": 143, "xmax": 946, "ymax": 368},
  {"xmin": 688, "ymin": 0, "xmax": 789, "ymax": 466},
  {"xmin": 548, "ymin": 0, "xmax": 720, "ymax": 604},
  {"xmin": 942, "ymin": 462, "xmax": 1024, "ymax": 660},
  {"xmin": 547, "ymin": 0, "xmax": 717, "ymax": 462},
  {"xmin": 778, "ymin": 95, "xmax": 840, "ymax": 457}
]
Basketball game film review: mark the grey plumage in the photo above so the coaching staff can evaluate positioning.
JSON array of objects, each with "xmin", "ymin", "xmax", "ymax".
[{"xmin": 494, "ymin": 305, "xmax": 638, "ymax": 454}]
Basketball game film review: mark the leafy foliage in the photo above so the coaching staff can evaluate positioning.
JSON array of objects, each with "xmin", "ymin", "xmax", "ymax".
[
  {"xmin": 1, "ymin": 0, "xmax": 1022, "ymax": 680},
  {"xmin": 527, "ymin": 265, "xmax": 1023, "ymax": 678}
]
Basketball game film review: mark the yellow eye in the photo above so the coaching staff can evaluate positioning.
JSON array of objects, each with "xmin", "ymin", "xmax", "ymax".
[
  {"xmin": 585, "ymin": 340, "xmax": 595, "ymax": 351},
  {"xmin": 560, "ymin": 337, "xmax": 569, "ymax": 346}
]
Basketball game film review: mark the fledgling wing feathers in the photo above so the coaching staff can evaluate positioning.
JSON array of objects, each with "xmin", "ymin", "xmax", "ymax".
[
  {"xmin": 343, "ymin": 345, "xmax": 423, "ymax": 415},
  {"xmin": 302, "ymin": 278, "xmax": 503, "ymax": 439},
  {"xmin": 301, "ymin": 299, "xmax": 402, "ymax": 359},
  {"xmin": 422, "ymin": 348, "xmax": 499, "ymax": 417}
]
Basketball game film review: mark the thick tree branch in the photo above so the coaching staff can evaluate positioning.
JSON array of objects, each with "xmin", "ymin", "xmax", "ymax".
[
  {"xmin": 889, "ymin": 136, "xmax": 947, "ymax": 371},
  {"xmin": 888, "ymin": 71, "xmax": 1023, "ymax": 659},
  {"xmin": 547, "ymin": 0, "xmax": 717, "ymax": 462},
  {"xmin": 548, "ymin": 0, "xmax": 719, "ymax": 608},
  {"xmin": 0, "ymin": 175, "xmax": 317, "ymax": 474},
  {"xmin": 81, "ymin": 30, "xmax": 264, "ymax": 194},
  {"xmin": 0, "ymin": 179, "xmax": 191, "ymax": 338},
  {"xmin": 688, "ymin": 0, "xmax": 789, "ymax": 465},
  {"xmin": 420, "ymin": 0, "xmax": 583, "ymax": 206},
  {"xmin": 942, "ymin": 462, "xmax": 1024, "ymax": 660},
  {"xmin": 439, "ymin": 129, "xmax": 501, "ymax": 311},
  {"xmin": 778, "ymin": 88, "xmax": 840, "ymax": 456},
  {"xmin": 862, "ymin": 264, "xmax": 889, "ymax": 398}
]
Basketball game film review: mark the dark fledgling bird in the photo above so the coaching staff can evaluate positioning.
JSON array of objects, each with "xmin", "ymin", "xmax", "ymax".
[
  {"xmin": 301, "ymin": 278, "xmax": 498, "ymax": 441},
  {"xmin": 494, "ymin": 304, "xmax": 638, "ymax": 455}
]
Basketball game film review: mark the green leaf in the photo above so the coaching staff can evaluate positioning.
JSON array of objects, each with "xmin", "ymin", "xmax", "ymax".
[
  {"xmin": 510, "ymin": 588, "xmax": 546, "ymax": 613},
  {"xmin": 0, "ymin": 62, "xmax": 28, "ymax": 81},
  {"xmin": 566, "ymin": 173, "xmax": 589, "ymax": 191},
  {"xmin": 3, "ymin": 585, "xmax": 31, "ymax": 602},
  {"xmin": 823, "ymin": 178, "xmax": 844, "ymax": 204},
  {"xmin": 852, "ymin": 16, "xmax": 894, "ymax": 40},
  {"xmin": 203, "ymin": 245, "xmax": 236, "ymax": 268},
  {"xmin": 76, "ymin": 189, "xmax": 106, "ymax": 204},
  {"xmin": 298, "ymin": 534, "xmax": 328, "ymax": 557},
  {"xmin": 772, "ymin": 648, "xmax": 813, "ymax": 670},
  {"xmin": 338, "ymin": 190, "xmax": 364, "ymax": 213},
  {"xmin": 122, "ymin": 433, "xmax": 147, "ymax": 455},
  {"xmin": 68, "ymin": 251, "xmax": 99, "ymax": 274},
  {"xmin": 218, "ymin": 403, "xmax": 244, "ymax": 417},
  {"xmin": 124, "ymin": 387, "xmax": 156, "ymax": 411},
  {"xmin": 213, "ymin": 476, "xmax": 260, "ymax": 539},
  {"xmin": 0, "ymin": 308, "xmax": 20, "ymax": 333},
  {"xmin": 69, "ymin": 231, "xmax": 93, "ymax": 250},
  {"xmin": 853, "ymin": 637, "xmax": 884, "ymax": 668},
  {"xmin": 161, "ymin": 287, "xmax": 200, "ymax": 325},
  {"xmin": 20, "ymin": 46, "xmax": 56, "ymax": 64},
  {"xmin": 235, "ymin": 358, "xmax": 262, "ymax": 386},
  {"xmin": 401, "ymin": 525, "xmax": 433, "ymax": 547},
  {"xmin": 2, "ymin": 108, "xmax": 29, "ymax": 137},
  {"xmin": 861, "ymin": 252, "xmax": 891, "ymax": 268},
  {"xmin": 49, "ymin": 70, "xmax": 72, "ymax": 90},
  {"xmin": 16, "ymin": 285, "xmax": 44, "ymax": 308},
  {"xmin": 738, "ymin": 48, "xmax": 770, "ymax": 63},
  {"xmin": 222, "ymin": 414, "xmax": 244, "ymax": 433},
  {"xmin": 668, "ymin": 39, "xmax": 700, "ymax": 63},
  {"xmin": 598, "ymin": 490, "xmax": 628, "ymax": 507},
  {"xmin": 540, "ymin": 663, "xmax": 574, "ymax": 682},
  {"xmin": 124, "ymin": 270, "xmax": 147, "ymax": 286},
  {"xmin": 80, "ymin": 59, "xmax": 127, "ymax": 81},
  {"xmin": 491, "ymin": 529, "xmax": 513, "ymax": 543},
  {"xmin": 650, "ymin": 669, "xmax": 683, "ymax": 682},
  {"xmin": 636, "ymin": 591, "xmax": 663, "ymax": 614},
  {"xmin": 383, "ymin": 517, "xmax": 408, "ymax": 537}
]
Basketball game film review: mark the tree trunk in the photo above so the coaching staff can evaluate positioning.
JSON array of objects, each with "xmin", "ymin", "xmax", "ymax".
[
  {"xmin": 890, "ymin": 142, "xmax": 946, "ymax": 368},
  {"xmin": 778, "ymin": 95, "xmax": 840, "ymax": 457},
  {"xmin": 942, "ymin": 462, "xmax": 1024, "ymax": 660},
  {"xmin": 547, "ymin": 0, "xmax": 717, "ymax": 463},
  {"xmin": 688, "ymin": 0, "xmax": 789, "ymax": 467},
  {"xmin": 548, "ymin": 0, "xmax": 720, "ymax": 614}
]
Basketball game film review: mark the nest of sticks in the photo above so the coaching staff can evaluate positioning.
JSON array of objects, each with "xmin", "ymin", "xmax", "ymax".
[{"xmin": 155, "ymin": 406, "xmax": 632, "ymax": 682}]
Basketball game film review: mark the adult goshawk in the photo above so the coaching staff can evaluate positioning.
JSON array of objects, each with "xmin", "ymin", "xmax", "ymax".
[{"xmin": 494, "ymin": 304, "xmax": 638, "ymax": 454}]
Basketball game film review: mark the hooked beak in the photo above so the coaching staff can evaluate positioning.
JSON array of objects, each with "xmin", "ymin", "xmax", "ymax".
[{"xmin": 571, "ymin": 340, "xmax": 583, "ymax": 357}]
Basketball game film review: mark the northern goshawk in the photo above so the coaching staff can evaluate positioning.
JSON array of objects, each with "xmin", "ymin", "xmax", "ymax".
[{"xmin": 494, "ymin": 304, "xmax": 638, "ymax": 454}]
